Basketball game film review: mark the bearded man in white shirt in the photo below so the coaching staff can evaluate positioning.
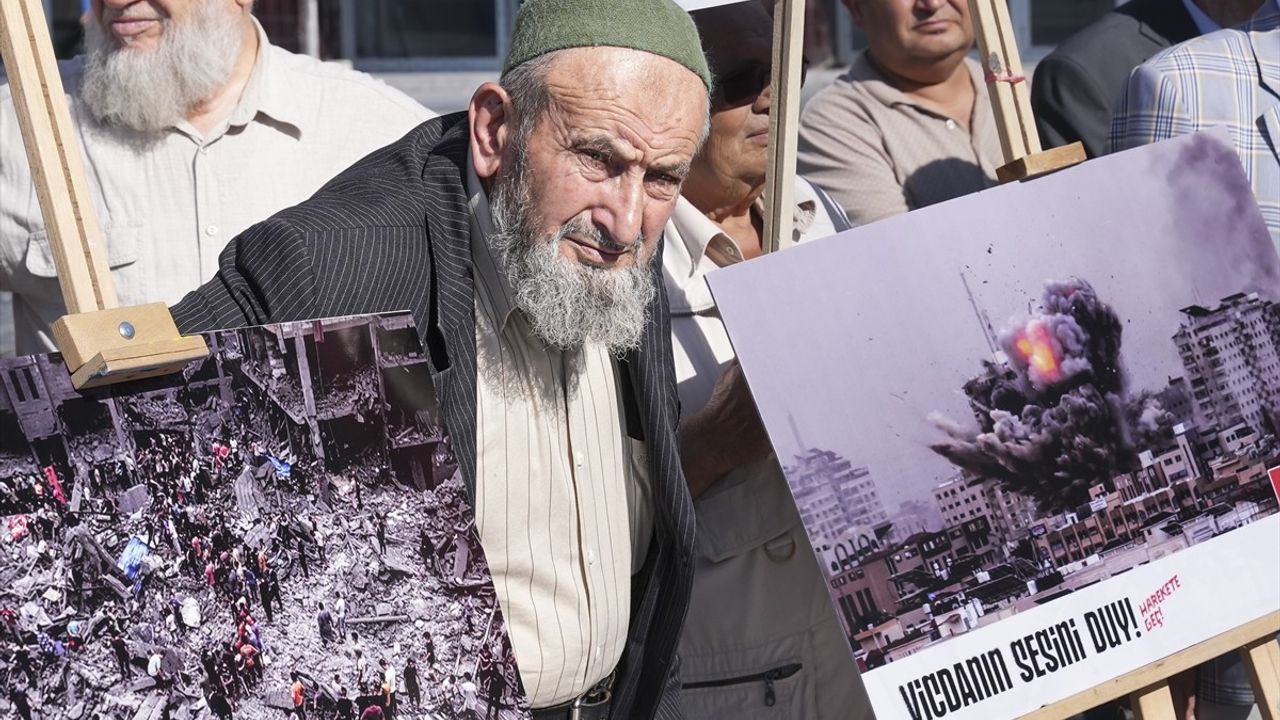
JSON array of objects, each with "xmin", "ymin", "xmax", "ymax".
[{"xmin": 0, "ymin": 0, "xmax": 433, "ymax": 354}]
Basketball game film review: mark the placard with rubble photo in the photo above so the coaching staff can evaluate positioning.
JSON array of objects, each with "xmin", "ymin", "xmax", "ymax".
[
  {"xmin": 0, "ymin": 314, "xmax": 529, "ymax": 719},
  {"xmin": 707, "ymin": 131, "xmax": 1280, "ymax": 720}
]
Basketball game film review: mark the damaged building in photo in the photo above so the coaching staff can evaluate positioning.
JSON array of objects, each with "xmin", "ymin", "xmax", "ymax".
[{"xmin": 0, "ymin": 314, "xmax": 527, "ymax": 720}]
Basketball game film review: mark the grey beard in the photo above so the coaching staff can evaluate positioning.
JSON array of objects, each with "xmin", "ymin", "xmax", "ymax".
[
  {"xmin": 488, "ymin": 165, "xmax": 656, "ymax": 355},
  {"xmin": 80, "ymin": 0, "xmax": 243, "ymax": 134}
]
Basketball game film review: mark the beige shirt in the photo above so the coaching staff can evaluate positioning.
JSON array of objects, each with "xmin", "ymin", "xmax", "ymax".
[
  {"xmin": 0, "ymin": 19, "xmax": 433, "ymax": 355},
  {"xmin": 797, "ymin": 52, "xmax": 1004, "ymax": 227},
  {"xmin": 666, "ymin": 183, "xmax": 869, "ymax": 717},
  {"xmin": 467, "ymin": 164, "xmax": 651, "ymax": 707}
]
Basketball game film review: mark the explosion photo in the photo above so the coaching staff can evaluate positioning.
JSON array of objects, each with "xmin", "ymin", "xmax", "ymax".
[
  {"xmin": 930, "ymin": 278, "xmax": 1158, "ymax": 513},
  {"xmin": 0, "ymin": 314, "xmax": 529, "ymax": 719},
  {"xmin": 708, "ymin": 131, "xmax": 1280, "ymax": 720}
]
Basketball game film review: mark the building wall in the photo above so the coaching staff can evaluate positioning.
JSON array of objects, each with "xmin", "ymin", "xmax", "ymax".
[
  {"xmin": 1175, "ymin": 293, "xmax": 1280, "ymax": 435},
  {"xmin": 932, "ymin": 472, "xmax": 992, "ymax": 528}
]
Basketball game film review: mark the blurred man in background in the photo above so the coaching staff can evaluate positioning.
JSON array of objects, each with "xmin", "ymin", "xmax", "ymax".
[
  {"xmin": 668, "ymin": 3, "xmax": 871, "ymax": 718},
  {"xmin": 1110, "ymin": 2, "xmax": 1278, "ymax": 253},
  {"xmin": 0, "ymin": 0, "xmax": 433, "ymax": 355},
  {"xmin": 1033, "ymin": 0, "xmax": 1262, "ymax": 157},
  {"xmin": 797, "ymin": 0, "xmax": 1001, "ymax": 225}
]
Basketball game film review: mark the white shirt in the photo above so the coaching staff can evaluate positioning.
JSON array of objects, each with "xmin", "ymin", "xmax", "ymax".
[
  {"xmin": 0, "ymin": 19, "xmax": 434, "ymax": 354},
  {"xmin": 665, "ymin": 180, "xmax": 848, "ymax": 410}
]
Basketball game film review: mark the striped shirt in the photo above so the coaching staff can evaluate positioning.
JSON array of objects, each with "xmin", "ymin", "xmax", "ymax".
[
  {"xmin": 1109, "ymin": 1, "xmax": 1280, "ymax": 252},
  {"xmin": 466, "ymin": 163, "xmax": 653, "ymax": 707},
  {"xmin": 0, "ymin": 18, "xmax": 433, "ymax": 355}
]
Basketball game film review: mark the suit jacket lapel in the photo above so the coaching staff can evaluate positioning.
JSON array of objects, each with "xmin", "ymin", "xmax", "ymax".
[
  {"xmin": 419, "ymin": 118, "xmax": 482, "ymax": 502},
  {"xmin": 1253, "ymin": 27, "xmax": 1280, "ymax": 167},
  {"xmin": 611, "ymin": 240, "xmax": 697, "ymax": 714}
]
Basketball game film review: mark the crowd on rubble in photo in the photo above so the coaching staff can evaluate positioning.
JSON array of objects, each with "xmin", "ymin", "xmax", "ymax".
[{"xmin": 1, "ymin": 395, "xmax": 521, "ymax": 720}]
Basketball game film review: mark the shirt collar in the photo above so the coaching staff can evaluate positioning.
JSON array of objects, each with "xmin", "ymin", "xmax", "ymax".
[
  {"xmin": 1246, "ymin": 0, "xmax": 1280, "ymax": 29},
  {"xmin": 1179, "ymin": 0, "xmax": 1222, "ymax": 35},
  {"xmin": 672, "ymin": 189, "xmax": 818, "ymax": 274},
  {"xmin": 226, "ymin": 17, "xmax": 304, "ymax": 134},
  {"xmin": 664, "ymin": 184, "xmax": 823, "ymax": 316},
  {"xmin": 466, "ymin": 155, "xmax": 520, "ymax": 332}
]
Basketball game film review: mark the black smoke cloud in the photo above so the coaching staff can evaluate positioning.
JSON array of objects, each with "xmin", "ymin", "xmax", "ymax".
[{"xmin": 929, "ymin": 278, "xmax": 1164, "ymax": 512}]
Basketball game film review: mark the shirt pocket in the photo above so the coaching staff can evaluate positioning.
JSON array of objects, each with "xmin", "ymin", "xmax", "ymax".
[
  {"xmin": 695, "ymin": 462, "xmax": 802, "ymax": 563},
  {"xmin": 22, "ymin": 224, "xmax": 148, "ymax": 306}
]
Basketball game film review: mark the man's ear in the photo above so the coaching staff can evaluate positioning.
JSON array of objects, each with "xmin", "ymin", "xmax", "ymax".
[{"xmin": 469, "ymin": 82, "xmax": 514, "ymax": 181}]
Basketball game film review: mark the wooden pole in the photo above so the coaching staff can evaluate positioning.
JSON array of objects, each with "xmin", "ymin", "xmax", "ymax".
[
  {"xmin": 966, "ymin": 0, "xmax": 1085, "ymax": 182},
  {"xmin": 1242, "ymin": 634, "xmax": 1280, "ymax": 720},
  {"xmin": 0, "ymin": 0, "xmax": 117, "ymax": 313},
  {"xmin": 761, "ymin": 0, "xmax": 805, "ymax": 254},
  {"xmin": 0, "ymin": 0, "xmax": 207, "ymax": 388},
  {"xmin": 1130, "ymin": 681, "xmax": 1176, "ymax": 720},
  {"xmin": 300, "ymin": 0, "xmax": 321, "ymax": 58}
]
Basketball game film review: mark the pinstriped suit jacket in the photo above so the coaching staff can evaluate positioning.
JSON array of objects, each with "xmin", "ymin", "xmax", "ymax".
[{"xmin": 170, "ymin": 112, "xmax": 696, "ymax": 719}]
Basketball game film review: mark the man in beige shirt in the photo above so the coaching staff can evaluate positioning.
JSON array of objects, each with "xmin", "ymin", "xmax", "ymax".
[
  {"xmin": 0, "ymin": 0, "xmax": 432, "ymax": 354},
  {"xmin": 667, "ymin": 4, "xmax": 871, "ymax": 717},
  {"xmin": 797, "ymin": 0, "xmax": 1003, "ymax": 225}
]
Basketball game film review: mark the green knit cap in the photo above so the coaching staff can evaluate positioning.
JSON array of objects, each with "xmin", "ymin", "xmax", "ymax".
[{"xmin": 502, "ymin": 0, "xmax": 712, "ymax": 90}]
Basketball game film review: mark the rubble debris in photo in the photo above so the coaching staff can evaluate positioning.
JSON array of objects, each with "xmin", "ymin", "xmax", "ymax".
[{"xmin": 0, "ymin": 314, "xmax": 528, "ymax": 720}]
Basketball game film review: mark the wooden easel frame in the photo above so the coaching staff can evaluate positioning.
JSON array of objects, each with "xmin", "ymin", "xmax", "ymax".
[
  {"xmin": 0, "ymin": 0, "xmax": 207, "ymax": 388},
  {"xmin": 762, "ymin": 0, "xmax": 805, "ymax": 254},
  {"xmin": 758, "ymin": 0, "xmax": 1278, "ymax": 716}
]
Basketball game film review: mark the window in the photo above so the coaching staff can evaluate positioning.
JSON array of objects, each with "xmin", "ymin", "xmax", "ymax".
[{"xmin": 355, "ymin": 0, "xmax": 498, "ymax": 59}]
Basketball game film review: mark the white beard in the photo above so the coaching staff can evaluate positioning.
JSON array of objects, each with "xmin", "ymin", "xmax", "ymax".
[
  {"xmin": 488, "ymin": 160, "xmax": 656, "ymax": 355},
  {"xmin": 80, "ymin": 0, "xmax": 243, "ymax": 134}
]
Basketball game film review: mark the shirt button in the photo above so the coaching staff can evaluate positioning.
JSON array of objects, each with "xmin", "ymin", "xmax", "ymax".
[
  {"xmin": 205, "ymin": 225, "xmax": 219, "ymax": 236},
  {"xmin": 573, "ymin": 451, "xmax": 585, "ymax": 467},
  {"xmin": 587, "ymin": 548, "xmax": 596, "ymax": 565},
  {"xmin": 946, "ymin": 119, "xmax": 958, "ymax": 130}
]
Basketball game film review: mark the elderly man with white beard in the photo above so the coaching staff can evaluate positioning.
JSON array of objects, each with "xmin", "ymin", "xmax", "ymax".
[
  {"xmin": 170, "ymin": 1, "xmax": 713, "ymax": 717},
  {"xmin": 0, "ymin": 0, "xmax": 432, "ymax": 355}
]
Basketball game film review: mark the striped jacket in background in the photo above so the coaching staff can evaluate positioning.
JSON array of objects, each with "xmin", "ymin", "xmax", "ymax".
[
  {"xmin": 1109, "ymin": 1, "xmax": 1280, "ymax": 254},
  {"xmin": 170, "ymin": 112, "xmax": 696, "ymax": 719}
]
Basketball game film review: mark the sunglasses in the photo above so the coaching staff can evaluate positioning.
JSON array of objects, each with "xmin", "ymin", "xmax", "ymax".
[{"xmin": 713, "ymin": 58, "xmax": 810, "ymax": 108}]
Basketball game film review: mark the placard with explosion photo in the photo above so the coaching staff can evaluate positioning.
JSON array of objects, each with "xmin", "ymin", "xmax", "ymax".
[
  {"xmin": 708, "ymin": 131, "xmax": 1280, "ymax": 720},
  {"xmin": 0, "ymin": 314, "xmax": 529, "ymax": 720}
]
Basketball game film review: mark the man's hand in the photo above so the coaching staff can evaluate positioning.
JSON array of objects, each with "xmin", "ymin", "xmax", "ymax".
[{"xmin": 678, "ymin": 361, "xmax": 774, "ymax": 498}]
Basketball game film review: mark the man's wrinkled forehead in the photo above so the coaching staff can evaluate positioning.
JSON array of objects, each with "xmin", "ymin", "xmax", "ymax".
[{"xmin": 540, "ymin": 48, "xmax": 707, "ymax": 162}]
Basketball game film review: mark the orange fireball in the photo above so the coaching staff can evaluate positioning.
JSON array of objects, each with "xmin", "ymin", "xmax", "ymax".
[{"xmin": 1015, "ymin": 323, "xmax": 1062, "ymax": 383}]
